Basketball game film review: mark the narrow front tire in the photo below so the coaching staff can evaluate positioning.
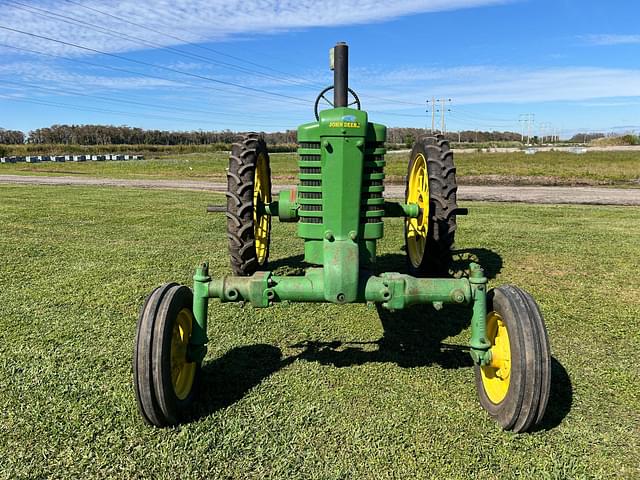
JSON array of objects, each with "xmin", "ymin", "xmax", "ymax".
[
  {"xmin": 133, "ymin": 284, "xmax": 201, "ymax": 427},
  {"xmin": 474, "ymin": 285, "xmax": 551, "ymax": 432}
]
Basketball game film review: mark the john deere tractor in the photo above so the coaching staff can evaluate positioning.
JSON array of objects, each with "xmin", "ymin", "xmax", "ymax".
[{"xmin": 133, "ymin": 42, "xmax": 551, "ymax": 432}]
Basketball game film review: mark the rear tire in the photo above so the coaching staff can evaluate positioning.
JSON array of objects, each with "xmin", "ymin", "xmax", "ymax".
[
  {"xmin": 226, "ymin": 133, "xmax": 272, "ymax": 276},
  {"xmin": 474, "ymin": 285, "xmax": 551, "ymax": 432},
  {"xmin": 404, "ymin": 135, "xmax": 458, "ymax": 277}
]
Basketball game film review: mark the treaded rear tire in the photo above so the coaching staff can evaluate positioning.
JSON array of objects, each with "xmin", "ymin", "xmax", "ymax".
[
  {"xmin": 404, "ymin": 135, "xmax": 458, "ymax": 277},
  {"xmin": 226, "ymin": 133, "xmax": 272, "ymax": 276}
]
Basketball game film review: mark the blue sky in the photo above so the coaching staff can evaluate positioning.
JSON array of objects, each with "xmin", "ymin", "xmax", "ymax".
[{"xmin": 1, "ymin": 0, "xmax": 639, "ymax": 138}]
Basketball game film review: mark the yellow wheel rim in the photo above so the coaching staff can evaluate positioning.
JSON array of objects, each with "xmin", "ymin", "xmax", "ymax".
[
  {"xmin": 480, "ymin": 311, "xmax": 511, "ymax": 404},
  {"xmin": 406, "ymin": 153, "xmax": 429, "ymax": 267},
  {"xmin": 171, "ymin": 308, "xmax": 196, "ymax": 400},
  {"xmin": 254, "ymin": 152, "xmax": 271, "ymax": 265}
]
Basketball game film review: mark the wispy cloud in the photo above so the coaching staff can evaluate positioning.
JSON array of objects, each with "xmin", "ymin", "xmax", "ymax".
[
  {"xmin": 352, "ymin": 65, "xmax": 640, "ymax": 106},
  {"xmin": 579, "ymin": 34, "xmax": 640, "ymax": 46},
  {"xmin": 0, "ymin": 0, "xmax": 510, "ymax": 56},
  {"xmin": 573, "ymin": 100, "xmax": 640, "ymax": 108},
  {"xmin": 0, "ymin": 62, "xmax": 176, "ymax": 89}
]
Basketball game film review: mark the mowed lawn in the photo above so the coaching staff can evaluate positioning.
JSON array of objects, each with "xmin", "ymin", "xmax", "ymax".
[
  {"xmin": 2, "ymin": 149, "xmax": 640, "ymax": 186},
  {"xmin": 1, "ymin": 185, "xmax": 639, "ymax": 479}
]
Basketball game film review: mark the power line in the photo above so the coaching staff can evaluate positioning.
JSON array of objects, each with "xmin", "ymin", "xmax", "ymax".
[
  {"xmin": 0, "ymin": 42, "xmax": 307, "ymax": 112},
  {"xmin": 453, "ymin": 105, "xmax": 515, "ymax": 123},
  {"xmin": 368, "ymin": 110, "xmax": 426, "ymax": 118},
  {"xmin": 64, "ymin": 0, "xmax": 429, "ymax": 109},
  {"xmin": 0, "ymin": 94, "xmax": 297, "ymax": 129},
  {"xmin": 447, "ymin": 110, "xmax": 515, "ymax": 129},
  {"xmin": 62, "ymin": 0, "xmax": 326, "ymax": 90},
  {"xmin": 5, "ymin": 0, "xmax": 318, "ymax": 92},
  {"xmin": 448, "ymin": 108, "xmax": 515, "ymax": 124},
  {"xmin": 0, "ymin": 24, "xmax": 311, "ymax": 106},
  {"xmin": 2, "ymin": 3, "xmax": 447, "ymax": 116},
  {"xmin": 0, "ymin": 78, "xmax": 292, "ymax": 122}
]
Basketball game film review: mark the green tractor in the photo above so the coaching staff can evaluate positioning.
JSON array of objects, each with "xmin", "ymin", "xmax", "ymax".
[{"xmin": 133, "ymin": 43, "xmax": 551, "ymax": 432}]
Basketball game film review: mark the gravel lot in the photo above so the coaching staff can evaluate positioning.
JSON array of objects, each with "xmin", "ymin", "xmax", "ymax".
[{"xmin": 1, "ymin": 174, "xmax": 639, "ymax": 205}]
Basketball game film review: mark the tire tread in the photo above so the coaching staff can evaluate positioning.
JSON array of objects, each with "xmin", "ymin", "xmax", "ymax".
[{"xmin": 226, "ymin": 133, "xmax": 271, "ymax": 276}]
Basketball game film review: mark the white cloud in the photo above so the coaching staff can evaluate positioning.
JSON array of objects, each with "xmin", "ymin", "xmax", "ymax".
[
  {"xmin": 0, "ymin": 0, "xmax": 509, "ymax": 56},
  {"xmin": 351, "ymin": 65, "xmax": 640, "ymax": 106},
  {"xmin": 580, "ymin": 34, "xmax": 640, "ymax": 46},
  {"xmin": 0, "ymin": 62, "xmax": 176, "ymax": 89},
  {"xmin": 573, "ymin": 100, "xmax": 640, "ymax": 108}
]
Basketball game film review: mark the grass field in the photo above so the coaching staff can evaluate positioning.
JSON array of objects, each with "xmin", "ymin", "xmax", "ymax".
[
  {"xmin": 2, "ymin": 149, "xmax": 640, "ymax": 186},
  {"xmin": 1, "ymin": 185, "xmax": 639, "ymax": 479}
]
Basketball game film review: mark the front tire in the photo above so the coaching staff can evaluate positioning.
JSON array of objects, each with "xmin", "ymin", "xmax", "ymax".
[
  {"xmin": 474, "ymin": 285, "xmax": 551, "ymax": 432},
  {"xmin": 133, "ymin": 284, "xmax": 200, "ymax": 427}
]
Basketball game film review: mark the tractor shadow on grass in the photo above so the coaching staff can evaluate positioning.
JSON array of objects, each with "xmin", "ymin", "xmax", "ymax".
[
  {"xmin": 187, "ymin": 344, "xmax": 293, "ymax": 423},
  {"xmin": 289, "ymin": 248, "xmax": 503, "ymax": 371},
  {"xmin": 188, "ymin": 248, "xmax": 503, "ymax": 421},
  {"xmin": 189, "ymin": 348, "xmax": 572, "ymax": 431},
  {"xmin": 290, "ymin": 303, "xmax": 474, "ymax": 370},
  {"xmin": 534, "ymin": 357, "xmax": 573, "ymax": 431},
  {"xmin": 187, "ymin": 246, "xmax": 571, "ymax": 429}
]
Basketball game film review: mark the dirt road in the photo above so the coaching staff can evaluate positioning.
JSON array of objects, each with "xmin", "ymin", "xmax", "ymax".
[{"xmin": 1, "ymin": 174, "xmax": 639, "ymax": 205}]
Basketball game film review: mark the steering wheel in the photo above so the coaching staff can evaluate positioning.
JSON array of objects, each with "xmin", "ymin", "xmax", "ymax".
[{"xmin": 314, "ymin": 86, "xmax": 361, "ymax": 120}]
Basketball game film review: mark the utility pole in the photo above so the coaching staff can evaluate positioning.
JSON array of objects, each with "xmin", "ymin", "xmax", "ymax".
[
  {"xmin": 526, "ymin": 113, "xmax": 535, "ymax": 144},
  {"xmin": 519, "ymin": 114, "xmax": 528, "ymax": 142},
  {"xmin": 519, "ymin": 114, "xmax": 535, "ymax": 144},
  {"xmin": 432, "ymin": 96, "xmax": 436, "ymax": 133},
  {"xmin": 437, "ymin": 98, "xmax": 452, "ymax": 134},
  {"xmin": 544, "ymin": 123, "xmax": 552, "ymax": 144},
  {"xmin": 426, "ymin": 97, "xmax": 436, "ymax": 132},
  {"xmin": 539, "ymin": 122, "xmax": 550, "ymax": 144}
]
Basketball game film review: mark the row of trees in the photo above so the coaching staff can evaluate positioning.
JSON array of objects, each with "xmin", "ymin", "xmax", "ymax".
[
  {"xmin": 387, "ymin": 128, "xmax": 523, "ymax": 145},
  {"xmin": 3, "ymin": 124, "xmax": 625, "ymax": 146},
  {"xmin": 15, "ymin": 124, "xmax": 526, "ymax": 146},
  {"xmin": 568, "ymin": 133, "xmax": 605, "ymax": 143},
  {"xmin": 0, "ymin": 128, "xmax": 25, "ymax": 144},
  {"xmin": 25, "ymin": 125, "xmax": 247, "ymax": 146}
]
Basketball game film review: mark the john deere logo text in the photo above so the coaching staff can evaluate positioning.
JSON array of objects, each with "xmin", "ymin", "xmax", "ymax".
[{"xmin": 329, "ymin": 121, "xmax": 360, "ymax": 128}]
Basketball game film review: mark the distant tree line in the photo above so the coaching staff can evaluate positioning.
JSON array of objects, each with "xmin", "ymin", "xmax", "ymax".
[
  {"xmin": 0, "ymin": 128, "xmax": 25, "ymax": 144},
  {"xmin": 7, "ymin": 124, "xmax": 526, "ymax": 146},
  {"xmin": 25, "ymin": 124, "xmax": 247, "ymax": 146},
  {"xmin": 568, "ymin": 133, "xmax": 605, "ymax": 143},
  {"xmin": 4, "ymin": 124, "xmax": 623, "ymax": 147},
  {"xmin": 386, "ymin": 128, "xmax": 523, "ymax": 145}
]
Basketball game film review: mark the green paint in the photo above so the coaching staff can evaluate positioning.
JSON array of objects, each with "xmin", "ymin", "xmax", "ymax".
[
  {"xmin": 190, "ymin": 263, "xmax": 210, "ymax": 363},
  {"xmin": 468, "ymin": 263, "xmax": 491, "ymax": 365},
  {"xmin": 383, "ymin": 201, "xmax": 420, "ymax": 218},
  {"xmin": 201, "ymin": 270, "xmax": 475, "ymax": 310},
  {"xmin": 192, "ymin": 100, "xmax": 490, "ymax": 365},
  {"xmin": 274, "ymin": 189, "xmax": 298, "ymax": 222}
]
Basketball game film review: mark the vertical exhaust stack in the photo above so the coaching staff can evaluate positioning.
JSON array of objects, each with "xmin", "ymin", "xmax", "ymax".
[{"xmin": 333, "ymin": 42, "xmax": 348, "ymax": 108}]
